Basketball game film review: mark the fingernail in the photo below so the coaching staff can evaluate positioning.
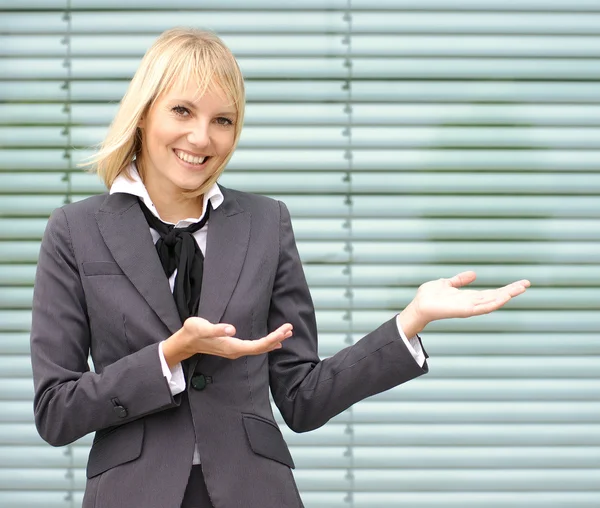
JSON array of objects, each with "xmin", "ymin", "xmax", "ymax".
[{"xmin": 225, "ymin": 326, "xmax": 235, "ymax": 335}]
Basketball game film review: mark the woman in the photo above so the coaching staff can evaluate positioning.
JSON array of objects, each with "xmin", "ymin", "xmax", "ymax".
[{"xmin": 30, "ymin": 28, "xmax": 530, "ymax": 508}]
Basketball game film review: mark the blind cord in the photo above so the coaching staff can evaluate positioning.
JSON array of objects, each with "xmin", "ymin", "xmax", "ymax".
[{"xmin": 342, "ymin": 2, "xmax": 355, "ymax": 507}]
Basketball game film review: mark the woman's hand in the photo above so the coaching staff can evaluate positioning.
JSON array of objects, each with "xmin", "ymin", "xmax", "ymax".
[
  {"xmin": 162, "ymin": 318, "xmax": 293, "ymax": 367},
  {"xmin": 399, "ymin": 271, "xmax": 531, "ymax": 338}
]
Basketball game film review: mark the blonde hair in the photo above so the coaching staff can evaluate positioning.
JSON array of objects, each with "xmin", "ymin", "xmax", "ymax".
[{"xmin": 83, "ymin": 27, "xmax": 245, "ymax": 196}]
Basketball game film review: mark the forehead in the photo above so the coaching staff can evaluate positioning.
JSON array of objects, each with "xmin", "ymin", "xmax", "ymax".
[{"xmin": 160, "ymin": 75, "xmax": 235, "ymax": 108}]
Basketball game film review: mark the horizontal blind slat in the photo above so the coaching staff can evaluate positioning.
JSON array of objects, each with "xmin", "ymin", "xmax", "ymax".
[
  {"xmin": 3, "ymin": 355, "xmax": 600, "ymax": 379},
  {"xmin": 5, "ymin": 81, "xmax": 600, "ymax": 103},
  {"xmin": 5, "ymin": 103, "xmax": 600, "ymax": 126},
  {"xmin": 3, "ymin": 0, "xmax": 599, "ymax": 10},
  {"xmin": 4, "ymin": 57, "xmax": 600, "ymax": 80},
  {"xmin": 8, "ymin": 34, "xmax": 600, "ymax": 58},
  {"xmin": 2, "ymin": 444, "xmax": 600, "ymax": 469},
  {"xmin": 7, "ymin": 126, "xmax": 600, "ymax": 150},
  {"xmin": 3, "ymin": 195, "xmax": 600, "ymax": 218},
  {"xmin": 5, "ymin": 12, "xmax": 600, "ymax": 35},
  {"xmin": 3, "ymin": 286, "xmax": 600, "ymax": 310},
  {"xmin": 3, "ymin": 218, "xmax": 600, "ymax": 241}
]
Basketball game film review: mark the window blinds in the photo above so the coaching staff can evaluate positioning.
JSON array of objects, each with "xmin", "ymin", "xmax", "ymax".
[{"xmin": 1, "ymin": 1, "xmax": 599, "ymax": 507}]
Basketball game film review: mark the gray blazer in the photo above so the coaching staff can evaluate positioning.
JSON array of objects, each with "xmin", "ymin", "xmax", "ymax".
[{"xmin": 30, "ymin": 188, "xmax": 428, "ymax": 508}]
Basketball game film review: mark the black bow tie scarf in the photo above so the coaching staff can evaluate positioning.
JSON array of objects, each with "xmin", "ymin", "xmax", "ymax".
[{"xmin": 138, "ymin": 198, "xmax": 210, "ymax": 322}]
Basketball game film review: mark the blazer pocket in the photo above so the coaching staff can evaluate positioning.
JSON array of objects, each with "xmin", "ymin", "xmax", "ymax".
[
  {"xmin": 86, "ymin": 419, "xmax": 144, "ymax": 478},
  {"xmin": 82, "ymin": 261, "xmax": 124, "ymax": 276},
  {"xmin": 242, "ymin": 413, "xmax": 295, "ymax": 469}
]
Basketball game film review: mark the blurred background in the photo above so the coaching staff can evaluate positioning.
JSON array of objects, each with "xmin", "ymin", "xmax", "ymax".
[{"xmin": 1, "ymin": 1, "xmax": 600, "ymax": 507}]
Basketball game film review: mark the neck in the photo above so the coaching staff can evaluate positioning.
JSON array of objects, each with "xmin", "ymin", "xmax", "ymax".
[
  {"xmin": 149, "ymin": 190, "xmax": 205, "ymax": 224},
  {"xmin": 136, "ymin": 159, "xmax": 205, "ymax": 223}
]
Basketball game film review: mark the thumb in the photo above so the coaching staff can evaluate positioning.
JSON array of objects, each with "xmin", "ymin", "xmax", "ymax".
[
  {"xmin": 185, "ymin": 317, "xmax": 236, "ymax": 337},
  {"xmin": 213, "ymin": 323, "xmax": 236, "ymax": 337},
  {"xmin": 447, "ymin": 271, "xmax": 477, "ymax": 288}
]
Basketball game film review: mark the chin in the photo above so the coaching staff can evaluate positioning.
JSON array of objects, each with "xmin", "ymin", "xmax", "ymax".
[
  {"xmin": 175, "ymin": 181, "xmax": 208, "ymax": 193},
  {"xmin": 172, "ymin": 174, "xmax": 212, "ymax": 193},
  {"xmin": 161, "ymin": 161, "xmax": 219, "ymax": 193}
]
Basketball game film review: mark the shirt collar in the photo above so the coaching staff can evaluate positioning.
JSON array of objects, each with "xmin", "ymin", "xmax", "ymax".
[{"xmin": 109, "ymin": 162, "xmax": 224, "ymax": 226}]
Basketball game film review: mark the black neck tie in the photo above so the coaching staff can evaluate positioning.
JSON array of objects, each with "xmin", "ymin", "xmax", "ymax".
[{"xmin": 138, "ymin": 198, "xmax": 211, "ymax": 322}]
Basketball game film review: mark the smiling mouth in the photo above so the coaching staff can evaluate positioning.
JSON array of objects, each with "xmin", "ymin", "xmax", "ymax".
[{"xmin": 174, "ymin": 149, "xmax": 209, "ymax": 165}]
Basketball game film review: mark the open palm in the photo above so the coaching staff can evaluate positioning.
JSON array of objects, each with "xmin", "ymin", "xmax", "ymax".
[{"xmin": 408, "ymin": 271, "xmax": 531, "ymax": 329}]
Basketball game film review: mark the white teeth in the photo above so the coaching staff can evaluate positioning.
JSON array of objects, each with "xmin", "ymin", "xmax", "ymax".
[{"xmin": 175, "ymin": 150, "xmax": 207, "ymax": 165}]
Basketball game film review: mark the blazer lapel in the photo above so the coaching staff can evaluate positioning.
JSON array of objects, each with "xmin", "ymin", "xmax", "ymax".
[
  {"xmin": 95, "ymin": 193, "xmax": 182, "ymax": 335},
  {"xmin": 186, "ymin": 190, "xmax": 250, "ymax": 379},
  {"xmin": 198, "ymin": 189, "xmax": 250, "ymax": 324}
]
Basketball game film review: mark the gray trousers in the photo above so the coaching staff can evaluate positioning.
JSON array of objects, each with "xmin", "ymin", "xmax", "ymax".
[{"xmin": 181, "ymin": 466, "xmax": 214, "ymax": 508}]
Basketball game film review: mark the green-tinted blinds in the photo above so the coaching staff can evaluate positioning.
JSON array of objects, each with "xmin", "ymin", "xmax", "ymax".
[{"xmin": 1, "ymin": 1, "xmax": 599, "ymax": 507}]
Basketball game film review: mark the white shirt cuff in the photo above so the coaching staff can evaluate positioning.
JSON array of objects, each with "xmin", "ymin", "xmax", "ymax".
[
  {"xmin": 158, "ymin": 341, "xmax": 186, "ymax": 395},
  {"xmin": 395, "ymin": 315, "xmax": 426, "ymax": 368}
]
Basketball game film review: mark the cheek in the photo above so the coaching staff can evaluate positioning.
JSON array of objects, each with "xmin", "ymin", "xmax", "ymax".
[
  {"xmin": 148, "ymin": 120, "xmax": 182, "ymax": 152},
  {"xmin": 213, "ymin": 130, "xmax": 236, "ymax": 156}
]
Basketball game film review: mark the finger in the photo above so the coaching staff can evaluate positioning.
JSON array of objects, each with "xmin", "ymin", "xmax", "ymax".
[
  {"xmin": 469, "ymin": 280, "xmax": 529, "ymax": 305},
  {"xmin": 261, "ymin": 324, "xmax": 294, "ymax": 345},
  {"xmin": 264, "ymin": 324, "xmax": 294, "ymax": 352},
  {"xmin": 497, "ymin": 280, "xmax": 530, "ymax": 298},
  {"xmin": 270, "ymin": 323, "xmax": 293, "ymax": 336},
  {"xmin": 471, "ymin": 300, "xmax": 506, "ymax": 315},
  {"xmin": 231, "ymin": 324, "xmax": 294, "ymax": 354},
  {"xmin": 471, "ymin": 291, "xmax": 500, "ymax": 305},
  {"xmin": 447, "ymin": 271, "xmax": 477, "ymax": 288},
  {"xmin": 234, "ymin": 330, "xmax": 292, "ymax": 356},
  {"xmin": 454, "ymin": 281, "xmax": 530, "ymax": 318},
  {"xmin": 186, "ymin": 317, "xmax": 236, "ymax": 338},
  {"xmin": 210, "ymin": 323, "xmax": 236, "ymax": 337},
  {"xmin": 471, "ymin": 287, "xmax": 523, "ymax": 314},
  {"xmin": 474, "ymin": 283, "xmax": 526, "ymax": 302}
]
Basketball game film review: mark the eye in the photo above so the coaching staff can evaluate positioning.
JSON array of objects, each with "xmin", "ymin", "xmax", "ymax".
[
  {"xmin": 172, "ymin": 105, "xmax": 190, "ymax": 117},
  {"xmin": 215, "ymin": 117, "xmax": 234, "ymax": 126}
]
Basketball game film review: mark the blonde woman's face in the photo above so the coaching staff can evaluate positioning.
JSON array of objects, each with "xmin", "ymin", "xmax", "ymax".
[{"xmin": 137, "ymin": 81, "xmax": 237, "ymax": 198}]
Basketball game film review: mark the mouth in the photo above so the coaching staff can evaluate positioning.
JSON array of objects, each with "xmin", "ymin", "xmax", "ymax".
[{"xmin": 174, "ymin": 149, "xmax": 211, "ymax": 167}]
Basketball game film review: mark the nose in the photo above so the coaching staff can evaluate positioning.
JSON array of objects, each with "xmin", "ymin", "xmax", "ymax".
[{"xmin": 187, "ymin": 120, "xmax": 211, "ymax": 148}]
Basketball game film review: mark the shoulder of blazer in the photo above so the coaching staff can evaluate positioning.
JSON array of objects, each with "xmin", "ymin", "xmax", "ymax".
[
  {"xmin": 58, "ymin": 193, "xmax": 110, "ymax": 220},
  {"xmin": 57, "ymin": 188, "xmax": 284, "ymax": 222},
  {"xmin": 219, "ymin": 185, "xmax": 281, "ymax": 214}
]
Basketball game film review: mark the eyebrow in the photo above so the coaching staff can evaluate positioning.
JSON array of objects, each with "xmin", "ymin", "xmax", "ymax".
[{"xmin": 172, "ymin": 99, "xmax": 237, "ymax": 116}]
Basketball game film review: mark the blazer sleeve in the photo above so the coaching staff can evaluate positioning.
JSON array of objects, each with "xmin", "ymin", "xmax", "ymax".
[
  {"xmin": 267, "ymin": 201, "xmax": 428, "ymax": 433},
  {"xmin": 30, "ymin": 208, "xmax": 179, "ymax": 447}
]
